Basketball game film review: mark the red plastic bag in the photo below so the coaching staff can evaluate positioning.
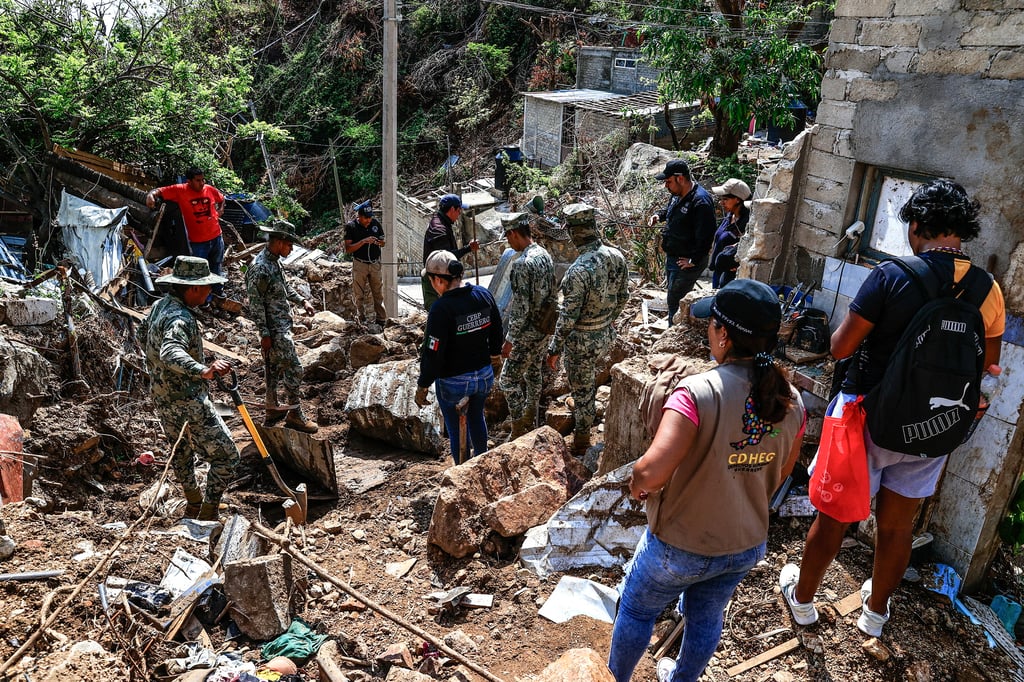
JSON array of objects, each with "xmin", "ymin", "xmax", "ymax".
[{"xmin": 809, "ymin": 396, "xmax": 870, "ymax": 523}]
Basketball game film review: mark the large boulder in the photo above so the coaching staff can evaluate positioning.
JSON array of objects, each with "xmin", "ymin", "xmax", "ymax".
[
  {"xmin": 299, "ymin": 333, "xmax": 348, "ymax": 380},
  {"xmin": 0, "ymin": 334, "xmax": 51, "ymax": 425},
  {"xmin": 428, "ymin": 426, "xmax": 590, "ymax": 558},
  {"xmin": 615, "ymin": 142, "xmax": 677, "ymax": 193},
  {"xmin": 345, "ymin": 359, "xmax": 444, "ymax": 455}
]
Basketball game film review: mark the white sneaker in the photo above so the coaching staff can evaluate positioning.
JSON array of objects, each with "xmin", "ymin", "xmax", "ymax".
[
  {"xmin": 656, "ymin": 657, "xmax": 677, "ymax": 682},
  {"xmin": 779, "ymin": 563, "xmax": 818, "ymax": 625},
  {"xmin": 857, "ymin": 579, "xmax": 890, "ymax": 637}
]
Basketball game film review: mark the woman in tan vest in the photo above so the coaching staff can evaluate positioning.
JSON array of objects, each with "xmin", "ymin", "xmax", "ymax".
[{"xmin": 607, "ymin": 279, "xmax": 805, "ymax": 682}]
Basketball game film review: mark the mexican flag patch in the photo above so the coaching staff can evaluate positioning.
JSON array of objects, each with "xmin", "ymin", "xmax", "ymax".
[{"xmin": 427, "ymin": 336, "xmax": 440, "ymax": 351}]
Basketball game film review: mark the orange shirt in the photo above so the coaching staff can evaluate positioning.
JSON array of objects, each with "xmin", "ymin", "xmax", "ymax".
[{"xmin": 159, "ymin": 183, "xmax": 224, "ymax": 243}]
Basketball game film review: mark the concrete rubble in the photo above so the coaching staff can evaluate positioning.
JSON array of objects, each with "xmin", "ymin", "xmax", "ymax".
[
  {"xmin": 0, "ymin": 334, "xmax": 51, "ymax": 425},
  {"xmin": 534, "ymin": 648, "xmax": 615, "ymax": 682},
  {"xmin": 345, "ymin": 358, "xmax": 445, "ymax": 455},
  {"xmin": 223, "ymin": 554, "xmax": 295, "ymax": 640},
  {"xmin": 427, "ymin": 426, "xmax": 590, "ymax": 558}
]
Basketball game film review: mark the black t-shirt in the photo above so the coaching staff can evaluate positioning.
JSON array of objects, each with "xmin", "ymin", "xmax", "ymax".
[
  {"xmin": 658, "ymin": 184, "xmax": 717, "ymax": 260},
  {"xmin": 344, "ymin": 218, "xmax": 384, "ymax": 262},
  {"xmin": 418, "ymin": 284, "xmax": 504, "ymax": 387},
  {"xmin": 842, "ymin": 251, "xmax": 963, "ymax": 394}
]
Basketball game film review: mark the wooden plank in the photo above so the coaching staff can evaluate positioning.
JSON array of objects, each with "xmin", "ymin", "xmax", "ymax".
[
  {"xmin": 726, "ymin": 638, "xmax": 800, "ymax": 677},
  {"xmin": 726, "ymin": 591, "xmax": 861, "ymax": 677}
]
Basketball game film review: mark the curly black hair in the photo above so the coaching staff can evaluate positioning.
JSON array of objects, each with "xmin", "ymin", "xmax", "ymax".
[{"xmin": 898, "ymin": 179, "xmax": 981, "ymax": 242}]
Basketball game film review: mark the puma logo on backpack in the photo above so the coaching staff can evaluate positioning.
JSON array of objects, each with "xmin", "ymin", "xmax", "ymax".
[{"xmin": 862, "ymin": 256, "xmax": 992, "ymax": 457}]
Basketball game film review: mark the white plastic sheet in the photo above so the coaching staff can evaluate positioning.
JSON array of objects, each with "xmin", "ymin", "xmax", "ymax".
[{"xmin": 57, "ymin": 189, "xmax": 126, "ymax": 291}]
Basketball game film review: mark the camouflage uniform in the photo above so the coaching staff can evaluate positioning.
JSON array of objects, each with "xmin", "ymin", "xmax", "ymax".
[
  {"xmin": 499, "ymin": 216, "xmax": 555, "ymax": 429},
  {"xmin": 139, "ymin": 292, "xmax": 239, "ymax": 504},
  {"xmin": 246, "ymin": 246, "xmax": 310, "ymax": 422},
  {"xmin": 548, "ymin": 204, "xmax": 629, "ymax": 451}
]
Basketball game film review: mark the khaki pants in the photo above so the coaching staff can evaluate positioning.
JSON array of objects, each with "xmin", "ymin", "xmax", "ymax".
[{"xmin": 352, "ymin": 260, "xmax": 386, "ymax": 322}]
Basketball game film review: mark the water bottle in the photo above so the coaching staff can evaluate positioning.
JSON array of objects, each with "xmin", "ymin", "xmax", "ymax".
[{"xmin": 965, "ymin": 365, "xmax": 1001, "ymax": 441}]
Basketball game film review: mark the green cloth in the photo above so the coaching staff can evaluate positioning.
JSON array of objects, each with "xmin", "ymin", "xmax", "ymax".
[{"xmin": 260, "ymin": 618, "xmax": 328, "ymax": 661}]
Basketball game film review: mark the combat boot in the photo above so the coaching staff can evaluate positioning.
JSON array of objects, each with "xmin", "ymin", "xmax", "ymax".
[
  {"xmin": 510, "ymin": 405, "xmax": 537, "ymax": 439},
  {"xmin": 197, "ymin": 501, "xmax": 221, "ymax": 522},
  {"xmin": 183, "ymin": 488, "xmax": 203, "ymax": 519},
  {"xmin": 264, "ymin": 389, "xmax": 285, "ymax": 426},
  {"xmin": 285, "ymin": 409, "xmax": 319, "ymax": 434}
]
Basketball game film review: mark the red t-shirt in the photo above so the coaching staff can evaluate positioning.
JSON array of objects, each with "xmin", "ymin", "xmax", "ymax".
[{"xmin": 159, "ymin": 183, "xmax": 224, "ymax": 242}]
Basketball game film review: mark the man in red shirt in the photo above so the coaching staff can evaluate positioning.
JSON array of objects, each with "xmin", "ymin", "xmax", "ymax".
[{"xmin": 147, "ymin": 168, "xmax": 227, "ymax": 302}]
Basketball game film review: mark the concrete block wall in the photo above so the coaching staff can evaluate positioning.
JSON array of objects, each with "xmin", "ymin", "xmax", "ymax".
[
  {"xmin": 781, "ymin": 0, "xmax": 1024, "ymax": 590},
  {"xmin": 522, "ymin": 98, "xmax": 564, "ymax": 169}
]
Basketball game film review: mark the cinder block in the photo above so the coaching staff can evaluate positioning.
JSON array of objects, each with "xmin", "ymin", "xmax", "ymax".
[
  {"xmin": 767, "ymin": 161, "xmax": 797, "ymax": 199},
  {"xmin": 805, "ymin": 149, "xmax": 857, "ymax": 183},
  {"xmin": 826, "ymin": 46, "xmax": 883, "ymax": 72},
  {"xmin": 894, "ymin": 0, "xmax": 959, "ymax": 15},
  {"xmin": 963, "ymin": 0, "xmax": 1024, "ymax": 9},
  {"xmin": 918, "ymin": 49, "xmax": 991, "ymax": 75},
  {"xmin": 836, "ymin": 0, "xmax": 893, "ymax": 18},
  {"xmin": 820, "ymin": 74, "xmax": 850, "ymax": 101},
  {"xmin": 860, "ymin": 19, "xmax": 923, "ymax": 47},
  {"xmin": 847, "ymin": 78, "xmax": 899, "ymax": 101},
  {"xmin": 989, "ymin": 50, "xmax": 1024, "ymax": 79},
  {"xmin": 794, "ymin": 221, "xmax": 844, "ymax": 257},
  {"xmin": 801, "ymin": 174, "xmax": 851, "ymax": 208},
  {"xmin": 814, "ymin": 100, "xmax": 857, "ymax": 130},
  {"xmin": 830, "ymin": 17, "xmax": 860, "ymax": 44},
  {"xmin": 962, "ymin": 13, "xmax": 1024, "ymax": 47},
  {"xmin": 749, "ymin": 198, "xmax": 789, "ymax": 235},
  {"xmin": 809, "ymin": 127, "xmax": 855, "ymax": 158},
  {"xmin": 883, "ymin": 48, "xmax": 919, "ymax": 73},
  {"xmin": 2, "ymin": 297, "xmax": 60, "ymax": 326}
]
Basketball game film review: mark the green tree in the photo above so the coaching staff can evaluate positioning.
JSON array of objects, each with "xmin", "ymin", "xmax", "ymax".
[
  {"xmin": 642, "ymin": 0, "xmax": 826, "ymax": 157},
  {"xmin": 0, "ymin": 0, "xmax": 257, "ymax": 224}
]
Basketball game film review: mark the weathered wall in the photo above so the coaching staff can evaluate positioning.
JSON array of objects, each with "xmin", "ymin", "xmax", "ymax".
[
  {"xmin": 783, "ymin": 0, "xmax": 1024, "ymax": 287},
  {"xmin": 522, "ymin": 98, "xmax": 564, "ymax": 169},
  {"xmin": 777, "ymin": 0, "xmax": 1024, "ymax": 591},
  {"xmin": 576, "ymin": 47, "xmax": 658, "ymax": 95}
]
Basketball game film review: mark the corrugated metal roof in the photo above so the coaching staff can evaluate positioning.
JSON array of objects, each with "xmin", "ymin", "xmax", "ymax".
[
  {"xmin": 521, "ymin": 88, "xmax": 625, "ymax": 104},
  {"xmin": 0, "ymin": 236, "xmax": 29, "ymax": 282},
  {"xmin": 575, "ymin": 90, "xmax": 701, "ymax": 117}
]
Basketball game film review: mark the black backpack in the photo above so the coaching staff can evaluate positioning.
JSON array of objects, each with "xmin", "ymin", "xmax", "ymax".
[{"xmin": 862, "ymin": 256, "xmax": 992, "ymax": 457}]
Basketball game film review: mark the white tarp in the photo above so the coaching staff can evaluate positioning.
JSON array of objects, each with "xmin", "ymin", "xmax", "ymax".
[
  {"xmin": 519, "ymin": 463, "xmax": 646, "ymax": 577},
  {"xmin": 57, "ymin": 190, "xmax": 126, "ymax": 291}
]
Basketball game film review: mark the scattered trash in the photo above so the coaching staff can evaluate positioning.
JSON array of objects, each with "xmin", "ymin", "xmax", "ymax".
[
  {"xmin": 261, "ymin": 618, "xmax": 329, "ymax": 662},
  {"xmin": 777, "ymin": 493, "xmax": 816, "ymax": 518},
  {"xmin": 990, "ymin": 595, "xmax": 1022, "ymax": 635}
]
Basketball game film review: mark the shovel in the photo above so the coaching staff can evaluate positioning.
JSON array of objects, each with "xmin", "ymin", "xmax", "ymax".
[
  {"xmin": 216, "ymin": 369, "xmax": 308, "ymax": 524},
  {"xmin": 456, "ymin": 396, "xmax": 470, "ymax": 465}
]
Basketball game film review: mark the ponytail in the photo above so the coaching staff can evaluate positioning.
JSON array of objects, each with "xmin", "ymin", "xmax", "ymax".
[{"xmin": 725, "ymin": 325, "xmax": 794, "ymax": 423}]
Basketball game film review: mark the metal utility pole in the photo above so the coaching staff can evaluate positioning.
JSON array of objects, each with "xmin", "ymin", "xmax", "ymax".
[
  {"xmin": 248, "ymin": 101, "xmax": 278, "ymax": 196},
  {"xmin": 381, "ymin": 0, "xmax": 399, "ymax": 317}
]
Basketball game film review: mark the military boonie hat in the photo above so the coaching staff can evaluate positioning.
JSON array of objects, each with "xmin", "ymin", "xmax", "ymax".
[
  {"xmin": 156, "ymin": 255, "xmax": 228, "ymax": 286},
  {"xmin": 258, "ymin": 218, "xmax": 304, "ymax": 245},
  {"xmin": 500, "ymin": 212, "xmax": 529, "ymax": 232},
  {"xmin": 561, "ymin": 203, "xmax": 596, "ymax": 226}
]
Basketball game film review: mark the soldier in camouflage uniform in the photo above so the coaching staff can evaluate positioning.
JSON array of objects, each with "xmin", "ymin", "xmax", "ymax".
[
  {"xmin": 139, "ymin": 256, "xmax": 239, "ymax": 521},
  {"xmin": 498, "ymin": 212, "xmax": 555, "ymax": 438},
  {"xmin": 546, "ymin": 204, "xmax": 629, "ymax": 457},
  {"xmin": 246, "ymin": 219, "xmax": 319, "ymax": 433}
]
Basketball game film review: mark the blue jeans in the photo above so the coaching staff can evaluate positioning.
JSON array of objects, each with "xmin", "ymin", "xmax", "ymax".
[
  {"xmin": 665, "ymin": 255, "xmax": 707, "ymax": 325},
  {"xmin": 435, "ymin": 365, "xmax": 493, "ymax": 464},
  {"xmin": 189, "ymin": 234, "xmax": 225, "ymax": 298},
  {"xmin": 608, "ymin": 529, "xmax": 765, "ymax": 682}
]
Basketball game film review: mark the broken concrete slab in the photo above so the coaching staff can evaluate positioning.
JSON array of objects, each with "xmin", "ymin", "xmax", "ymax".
[
  {"xmin": 427, "ymin": 426, "xmax": 590, "ymax": 558},
  {"xmin": 345, "ymin": 359, "xmax": 444, "ymax": 455},
  {"xmin": 519, "ymin": 463, "xmax": 646, "ymax": 577},
  {"xmin": 0, "ymin": 335, "xmax": 51, "ymax": 426},
  {"xmin": 533, "ymin": 647, "xmax": 616, "ymax": 682},
  {"xmin": 2, "ymin": 297, "xmax": 60, "ymax": 326},
  {"xmin": 214, "ymin": 514, "xmax": 267, "ymax": 565},
  {"xmin": 300, "ymin": 333, "xmax": 348, "ymax": 381},
  {"xmin": 224, "ymin": 554, "xmax": 294, "ymax": 640},
  {"xmin": 254, "ymin": 424, "xmax": 338, "ymax": 495}
]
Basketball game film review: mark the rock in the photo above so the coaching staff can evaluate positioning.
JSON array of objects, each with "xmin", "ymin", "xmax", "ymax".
[
  {"xmin": 428, "ymin": 426, "xmax": 590, "ymax": 558},
  {"xmin": 345, "ymin": 359, "xmax": 445, "ymax": 455},
  {"xmin": 861, "ymin": 637, "xmax": 891, "ymax": 661},
  {"xmin": 0, "ymin": 335, "xmax": 51, "ymax": 425},
  {"xmin": 224, "ymin": 554, "xmax": 294, "ymax": 640},
  {"xmin": 377, "ymin": 642, "xmax": 415, "ymax": 669},
  {"xmin": 443, "ymin": 629, "xmax": 478, "ymax": 654},
  {"xmin": 544, "ymin": 400, "xmax": 575, "ymax": 435},
  {"xmin": 480, "ymin": 481, "xmax": 565, "ymax": 537},
  {"xmin": 0, "ymin": 535, "xmax": 16, "ymax": 560},
  {"xmin": 906, "ymin": 660, "xmax": 933, "ymax": 682},
  {"xmin": 615, "ymin": 142, "xmax": 678, "ymax": 193},
  {"xmin": 385, "ymin": 669, "xmax": 433, "ymax": 682},
  {"xmin": 300, "ymin": 333, "xmax": 348, "ymax": 380},
  {"xmin": 773, "ymin": 671, "xmax": 795, "ymax": 682},
  {"xmin": 350, "ymin": 334, "xmax": 387, "ymax": 369},
  {"xmin": 38, "ymin": 640, "xmax": 127, "ymax": 682},
  {"xmin": 312, "ymin": 310, "xmax": 349, "ymax": 330},
  {"xmin": 533, "ymin": 647, "xmax": 615, "ymax": 682}
]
